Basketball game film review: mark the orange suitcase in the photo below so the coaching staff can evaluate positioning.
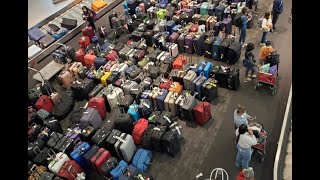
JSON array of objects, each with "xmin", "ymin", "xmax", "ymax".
[
  {"xmin": 169, "ymin": 82, "xmax": 183, "ymax": 94},
  {"xmin": 84, "ymin": 53, "xmax": 97, "ymax": 68},
  {"xmin": 91, "ymin": 0, "xmax": 108, "ymax": 12}
]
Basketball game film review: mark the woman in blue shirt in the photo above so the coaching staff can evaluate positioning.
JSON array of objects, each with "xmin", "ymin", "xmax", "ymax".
[
  {"xmin": 239, "ymin": 7, "xmax": 252, "ymax": 48},
  {"xmin": 234, "ymin": 105, "xmax": 255, "ymax": 129}
]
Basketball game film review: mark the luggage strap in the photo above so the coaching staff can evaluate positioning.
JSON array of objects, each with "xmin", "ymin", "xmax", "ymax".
[{"xmin": 113, "ymin": 136, "xmax": 126, "ymax": 143}]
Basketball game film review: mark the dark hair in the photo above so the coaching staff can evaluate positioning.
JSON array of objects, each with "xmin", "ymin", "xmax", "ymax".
[
  {"xmin": 265, "ymin": 40, "xmax": 271, "ymax": 46},
  {"xmin": 236, "ymin": 124, "xmax": 248, "ymax": 144},
  {"xmin": 264, "ymin": 12, "xmax": 271, "ymax": 19},
  {"xmin": 246, "ymin": 43, "xmax": 255, "ymax": 51},
  {"xmin": 241, "ymin": 7, "xmax": 248, "ymax": 15},
  {"xmin": 82, "ymin": 6, "xmax": 89, "ymax": 11}
]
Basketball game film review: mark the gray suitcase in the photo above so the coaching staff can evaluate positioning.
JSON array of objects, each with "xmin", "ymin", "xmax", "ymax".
[
  {"xmin": 123, "ymin": 80, "xmax": 138, "ymax": 95},
  {"xmin": 164, "ymin": 91, "xmax": 179, "ymax": 116},
  {"xmin": 114, "ymin": 133, "xmax": 136, "ymax": 162},
  {"xmin": 183, "ymin": 70, "xmax": 197, "ymax": 92},
  {"xmin": 80, "ymin": 107, "xmax": 102, "ymax": 130}
]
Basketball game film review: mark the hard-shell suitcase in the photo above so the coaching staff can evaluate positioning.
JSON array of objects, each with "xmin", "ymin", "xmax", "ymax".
[
  {"xmin": 194, "ymin": 73, "xmax": 207, "ymax": 99},
  {"xmin": 177, "ymin": 34, "xmax": 185, "ymax": 53},
  {"xmin": 132, "ymin": 148, "xmax": 152, "ymax": 172},
  {"xmin": 114, "ymin": 133, "xmax": 137, "ymax": 162},
  {"xmin": 132, "ymin": 118, "xmax": 149, "ymax": 145},
  {"xmin": 84, "ymin": 53, "xmax": 97, "ymax": 68},
  {"xmin": 169, "ymin": 32, "xmax": 179, "ymax": 43},
  {"xmin": 150, "ymin": 126, "xmax": 166, "ymax": 152},
  {"xmin": 51, "ymin": 96, "xmax": 75, "ymax": 120},
  {"xmin": 227, "ymin": 41, "xmax": 241, "ymax": 65},
  {"xmin": 35, "ymin": 95, "xmax": 54, "ymax": 113},
  {"xmin": 172, "ymin": 55, "xmax": 188, "ymax": 69},
  {"xmin": 57, "ymin": 160, "xmax": 84, "ymax": 180},
  {"xmin": 91, "ymin": 148, "xmax": 112, "ymax": 175},
  {"xmin": 169, "ymin": 44, "xmax": 179, "ymax": 58},
  {"xmin": 91, "ymin": 0, "xmax": 108, "ymax": 12},
  {"xmin": 220, "ymin": 18, "xmax": 232, "ymax": 34},
  {"xmin": 189, "ymin": 24, "xmax": 199, "ymax": 33},
  {"xmin": 193, "ymin": 100, "xmax": 212, "ymax": 125},
  {"xmin": 82, "ymin": 26, "xmax": 95, "ymax": 41},
  {"xmin": 70, "ymin": 142, "xmax": 90, "ymax": 170},
  {"xmin": 48, "ymin": 149, "xmax": 70, "ymax": 174},
  {"xmin": 193, "ymin": 34, "xmax": 206, "ymax": 56},
  {"xmin": 80, "ymin": 107, "xmax": 102, "ymax": 130},
  {"xmin": 148, "ymin": 87, "xmax": 161, "ymax": 107},
  {"xmin": 138, "ymin": 99, "xmax": 153, "ymax": 118},
  {"xmin": 79, "ymin": 36, "xmax": 90, "ymax": 49},
  {"xmin": 202, "ymin": 78, "xmax": 218, "ymax": 101},
  {"xmin": 169, "ymin": 82, "xmax": 183, "ymax": 94},
  {"xmin": 206, "ymin": 16, "xmax": 217, "ymax": 31},
  {"xmin": 203, "ymin": 62, "xmax": 212, "ymax": 79},
  {"xmin": 89, "ymin": 84, "xmax": 104, "ymax": 98},
  {"xmin": 164, "ymin": 91, "xmax": 179, "ymax": 116},
  {"xmin": 123, "ymin": 81, "xmax": 138, "ymax": 95},
  {"xmin": 88, "ymin": 97, "xmax": 107, "ymax": 119},
  {"xmin": 127, "ymin": 103, "xmax": 140, "ymax": 122},
  {"xmin": 105, "ymin": 129, "xmax": 122, "ymax": 158},
  {"xmin": 80, "ymin": 126, "xmax": 96, "ymax": 142},
  {"xmin": 76, "ymin": 48, "xmax": 86, "ymax": 64},
  {"xmin": 161, "ymin": 129, "xmax": 181, "ymax": 156},
  {"xmin": 159, "ymin": 77, "xmax": 172, "ymax": 90},
  {"xmin": 227, "ymin": 68, "xmax": 240, "ymax": 91},
  {"xmin": 181, "ymin": 92, "xmax": 198, "ymax": 121},
  {"xmin": 118, "ymin": 95, "xmax": 134, "ymax": 112},
  {"xmin": 184, "ymin": 34, "xmax": 194, "ymax": 54},
  {"xmin": 203, "ymin": 36, "xmax": 214, "ymax": 58},
  {"xmin": 220, "ymin": 37, "xmax": 235, "ymax": 62},
  {"xmin": 200, "ymin": 2, "xmax": 209, "ymax": 15},
  {"xmin": 114, "ymin": 109, "xmax": 134, "ymax": 134},
  {"xmin": 212, "ymin": 36, "xmax": 223, "ymax": 61},
  {"xmin": 156, "ymin": 89, "xmax": 169, "ymax": 111},
  {"xmin": 69, "ymin": 62, "xmax": 83, "ymax": 78},
  {"xmin": 39, "ymin": 35, "xmax": 55, "ymax": 49},
  {"xmin": 58, "ymin": 70, "xmax": 75, "ymax": 89},
  {"xmin": 106, "ymin": 87, "xmax": 124, "ymax": 110},
  {"xmin": 101, "ymin": 71, "xmax": 112, "ymax": 86},
  {"xmin": 166, "ymin": 20, "xmax": 176, "ymax": 34},
  {"xmin": 110, "ymin": 160, "xmax": 128, "ymax": 180}
]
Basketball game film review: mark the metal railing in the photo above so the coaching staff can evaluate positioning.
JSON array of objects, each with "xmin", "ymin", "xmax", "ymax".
[{"xmin": 273, "ymin": 84, "xmax": 292, "ymax": 180}]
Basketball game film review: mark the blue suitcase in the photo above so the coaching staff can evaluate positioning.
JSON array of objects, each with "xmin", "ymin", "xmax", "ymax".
[
  {"xmin": 141, "ymin": 89, "xmax": 151, "ymax": 99},
  {"xmin": 70, "ymin": 142, "xmax": 90, "ymax": 169},
  {"xmin": 123, "ymin": 1, "xmax": 129, "ymax": 14},
  {"xmin": 110, "ymin": 160, "xmax": 128, "ymax": 180},
  {"xmin": 211, "ymin": 37, "xmax": 223, "ymax": 61},
  {"xmin": 172, "ymin": 25, "xmax": 182, "ymax": 33},
  {"xmin": 127, "ymin": 103, "xmax": 140, "ymax": 122},
  {"xmin": 197, "ymin": 61, "xmax": 206, "ymax": 76},
  {"xmin": 156, "ymin": 89, "xmax": 169, "ymax": 111},
  {"xmin": 208, "ymin": 4, "xmax": 216, "ymax": 16},
  {"xmin": 166, "ymin": 21, "xmax": 176, "ymax": 34},
  {"xmin": 91, "ymin": 36, "xmax": 99, "ymax": 44},
  {"xmin": 215, "ymin": 4, "xmax": 225, "ymax": 22},
  {"xmin": 200, "ymin": 2, "xmax": 209, "ymax": 15},
  {"xmin": 204, "ymin": 62, "xmax": 212, "ymax": 79},
  {"xmin": 119, "ymin": 164, "xmax": 139, "ymax": 180},
  {"xmin": 132, "ymin": 148, "xmax": 152, "ymax": 172},
  {"xmin": 220, "ymin": 18, "xmax": 233, "ymax": 35},
  {"xmin": 94, "ymin": 57, "xmax": 107, "ymax": 69},
  {"xmin": 195, "ymin": 73, "xmax": 207, "ymax": 99},
  {"xmin": 28, "ymin": 28, "xmax": 46, "ymax": 42}
]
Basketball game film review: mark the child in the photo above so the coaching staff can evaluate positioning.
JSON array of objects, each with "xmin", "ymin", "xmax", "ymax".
[{"xmin": 243, "ymin": 43, "xmax": 258, "ymax": 82}]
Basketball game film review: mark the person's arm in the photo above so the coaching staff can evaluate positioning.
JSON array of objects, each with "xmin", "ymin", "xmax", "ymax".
[
  {"xmin": 235, "ymin": 128, "xmax": 239, "ymax": 136},
  {"xmin": 247, "ymin": 130, "xmax": 258, "ymax": 145}
]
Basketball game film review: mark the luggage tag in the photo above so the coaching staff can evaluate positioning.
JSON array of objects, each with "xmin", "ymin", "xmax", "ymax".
[
  {"xmin": 143, "ymin": 102, "xmax": 150, "ymax": 109},
  {"xmin": 163, "ymin": 115, "xmax": 172, "ymax": 124}
]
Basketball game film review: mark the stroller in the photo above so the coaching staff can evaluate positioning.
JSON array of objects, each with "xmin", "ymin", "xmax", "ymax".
[{"xmin": 248, "ymin": 122, "xmax": 268, "ymax": 163}]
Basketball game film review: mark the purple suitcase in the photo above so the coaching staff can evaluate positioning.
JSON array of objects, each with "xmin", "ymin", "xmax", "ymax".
[
  {"xmin": 169, "ymin": 32, "xmax": 179, "ymax": 43},
  {"xmin": 183, "ymin": 8, "xmax": 193, "ymax": 22},
  {"xmin": 80, "ymin": 107, "xmax": 102, "ymax": 130},
  {"xmin": 184, "ymin": 35, "xmax": 194, "ymax": 54},
  {"xmin": 220, "ymin": 18, "xmax": 233, "ymax": 35},
  {"xmin": 65, "ymin": 126, "xmax": 81, "ymax": 141}
]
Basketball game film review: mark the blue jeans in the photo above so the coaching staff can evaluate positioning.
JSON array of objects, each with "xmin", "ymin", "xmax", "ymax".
[
  {"xmin": 239, "ymin": 28, "xmax": 247, "ymax": 44},
  {"xmin": 261, "ymin": 31, "xmax": 268, "ymax": 43},
  {"xmin": 236, "ymin": 144, "xmax": 253, "ymax": 169}
]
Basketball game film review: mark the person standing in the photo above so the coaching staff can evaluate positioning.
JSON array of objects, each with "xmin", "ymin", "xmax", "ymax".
[
  {"xmin": 239, "ymin": 7, "xmax": 252, "ymax": 48},
  {"xmin": 259, "ymin": 41, "xmax": 275, "ymax": 65},
  {"xmin": 243, "ymin": 43, "xmax": 258, "ymax": 82},
  {"xmin": 82, "ymin": 6, "xmax": 96, "ymax": 30},
  {"xmin": 272, "ymin": 0, "xmax": 284, "ymax": 31},
  {"xmin": 235, "ymin": 124, "xmax": 257, "ymax": 169},
  {"xmin": 234, "ymin": 105, "xmax": 255, "ymax": 129},
  {"xmin": 260, "ymin": 12, "xmax": 273, "ymax": 46}
]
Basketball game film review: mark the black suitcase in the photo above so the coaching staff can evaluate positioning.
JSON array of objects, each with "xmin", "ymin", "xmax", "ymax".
[
  {"xmin": 114, "ymin": 110, "xmax": 134, "ymax": 134},
  {"xmin": 193, "ymin": 34, "xmax": 206, "ymax": 56},
  {"xmin": 107, "ymin": 71, "xmax": 121, "ymax": 84},
  {"xmin": 130, "ymin": 84, "xmax": 145, "ymax": 101},
  {"xmin": 113, "ymin": 42, "xmax": 125, "ymax": 53},
  {"xmin": 28, "ymin": 139, "xmax": 45, "ymax": 159},
  {"xmin": 216, "ymin": 68, "xmax": 230, "ymax": 88},
  {"xmin": 55, "ymin": 137, "xmax": 75, "ymax": 155},
  {"xmin": 91, "ymin": 127, "xmax": 111, "ymax": 147},
  {"xmin": 150, "ymin": 126, "xmax": 166, "ymax": 152},
  {"xmin": 227, "ymin": 41, "xmax": 241, "ymax": 65},
  {"xmin": 43, "ymin": 117, "xmax": 63, "ymax": 133},
  {"xmin": 144, "ymin": 30, "xmax": 154, "ymax": 47},
  {"xmin": 202, "ymin": 78, "xmax": 218, "ymax": 102},
  {"xmin": 141, "ymin": 124, "xmax": 155, "ymax": 150},
  {"xmin": 51, "ymin": 96, "xmax": 75, "ymax": 120},
  {"xmin": 83, "ymin": 145, "xmax": 100, "ymax": 169},
  {"xmin": 228, "ymin": 69, "xmax": 240, "ymax": 91},
  {"xmin": 203, "ymin": 36, "xmax": 214, "ymax": 58},
  {"xmin": 61, "ymin": 18, "xmax": 77, "ymax": 30},
  {"xmin": 220, "ymin": 37, "xmax": 235, "ymax": 62},
  {"xmin": 39, "ymin": 172, "xmax": 55, "ymax": 180},
  {"xmin": 71, "ymin": 78, "xmax": 95, "ymax": 100},
  {"xmin": 149, "ymin": 67, "xmax": 159, "ymax": 80},
  {"xmin": 78, "ymin": 66, "xmax": 89, "ymax": 79},
  {"xmin": 181, "ymin": 93, "xmax": 198, "ymax": 121},
  {"xmin": 157, "ymin": 111, "xmax": 174, "ymax": 128},
  {"xmin": 46, "ymin": 132, "xmax": 64, "ymax": 148},
  {"xmin": 81, "ymin": 126, "xmax": 96, "ymax": 142},
  {"xmin": 126, "ymin": 65, "xmax": 142, "ymax": 79},
  {"xmin": 177, "ymin": 34, "xmax": 185, "ymax": 53},
  {"xmin": 28, "ymin": 123, "xmax": 43, "ymax": 141},
  {"xmin": 105, "ymin": 129, "xmax": 122, "ymax": 157},
  {"xmin": 169, "ymin": 69, "xmax": 186, "ymax": 86},
  {"xmin": 131, "ymin": 31, "xmax": 144, "ymax": 42},
  {"xmin": 161, "ymin": 130, "xmax": 181, "ymax": 157},
  {"xmin": 118, "ymin": 95, "xmax": 134, "ymax": 112},
  {"xmin": 48, "ymin": 24, "xmax": 60, "ymax": 32},
  {"xmin": 99, "ymin": 157, "xmax": 119, "ymax": 179},
  {"xmin": 138, "ymin": 99, "xmax": 153, "ymax": 118},
  {"xmin": 89, "ymin": 84, "xmax": 104, "ymax": 98},
  {"xmin": 32, "ymin": 147, "xmax": 50, "ymax": 166},
  {"xmin": 98, "ymin": 108, "xmax": 120, "ymax": 130}
]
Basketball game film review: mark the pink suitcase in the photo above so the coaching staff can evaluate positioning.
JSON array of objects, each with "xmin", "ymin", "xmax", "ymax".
[{"xmin": 82, "ymin": 26, "xmax": 95, "ymax": 41}]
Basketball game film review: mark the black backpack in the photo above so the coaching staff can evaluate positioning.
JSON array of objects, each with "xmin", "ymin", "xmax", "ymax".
[{"xmin": 234, "ymin": 14, "xmax": 242, "ymax": 28}]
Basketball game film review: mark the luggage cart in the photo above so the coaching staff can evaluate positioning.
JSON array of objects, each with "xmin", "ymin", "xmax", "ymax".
[
  {"xmin": 254, "ymin": 71, "xmax": 277, "ymax": 95},
  {"xmin": 249, "ymin": 122, "xmax": 268, "ymax": 163}
]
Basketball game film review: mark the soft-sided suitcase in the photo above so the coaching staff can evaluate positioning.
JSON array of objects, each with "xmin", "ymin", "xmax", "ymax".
[
  {"xmin": 172, "ymin": 56, "xmax": 188, "ymax": 69},
  {"xmin": 157, "ymin": 111, "xmax": 174, "ymax": 128},
  {"xmin": 114, "ymin": 109, "xmax": 134, "ymax": 134},
  {"xmin": 107, "ymin": 71, "xmax": 121, "ymax": 85},
  {"xmin": 61, "ymin": 18, "xmax": 77, "ymax": 30},
  {"xmin": 28, "ymin": 28, "xmax": 46, "ymax": 42},
  {"xmin": 184, "ymin": 34, "xmax": 194, "ymax": 54},
  {"xmin": 193, "ymin": 34, "xmax": 206, "ymax": 56},
  {"xmin": 46, "ymin": 132, "xmax": 63, "ymax": 148},
  {"xmin": 127, "ymin": 103, "xmax": 140, "ymax": 122},
  {"xmin": 169, "ymin": 32, "xmax": 179, "ymax": 43},
  {"xmin": 211, "ymin": 36, "xmax": 223, "ymax": 61},
  {"xmin": 118, "ymin": 95, "xmax": 134, "ymax": 112},
  {"xmin": 181, "ymin": 93, "xmax": 198, "ymax": 121},
  {"xmin": 35, "ymin": 95, "xmax": 54, "ymax": 113},
  {"xmin": 132, "ymin": 148, "xmax": 152, "ymax": 172},
  {"xmin": 110, "ymin": 160, "xmax": 128, "ymax": 180},
  {"xmin": 99, "ymin": 157, "xmax": 118, "ymax": 179},
  {"xmin": 161, "ymin": 129, "xmax": 181, "ymax": 157},
  {"xmin": 220, "ymin": 18, "xmax": 232, "ymax": 35},
  {"xmin": 80, "ymin": 126, "xmax": 96, "ymax": 142},
  {"xmin": 138, "ymin": 98, "xmax": 153, "ymax": 118},
  {"xmin": 76, "ymin": 48, "xmax": 86, "ymax": 64},
  {"xmin": 227, "ymin": 41, "xmax": 241, "ymax": 65},
  {"xmin": 89, "ymin": 84, "xmax": 104, "ymax": 98},
  {"xmin": 177, "ymin": 34, "xmax": 185, "ymax": 53},
  {"xmin": 228, "ymin": 68, "xmax": 240, "ymax": 91},
  {"xmin": 202, "ymin": 78, "xmax": 218, "ymax": 101},
  {"xmin": 220, "ymin": 37, "xmax": 235, "ymax": 62},
  {"xmin": 94, "ymin": 57, "xmax": 107, "ymax": 69},
  {"xmin": 82, "ymin": 26, "xmax": 95, "ymax": 41},
  {"xmin": 132, "ymin": 118, "xmax": 149, "ymax": 145},
  {"xmin": 57, "ymin": 160, "xmax": 84, "ymax": 180},
  {"xmin": 166, "ymin": 20, "xmax": 176, "ymax": 34},
  {"xmin": 199, "ymin": 15, "xmax": 210, "ymax": 26},
  {"xmin": 48, "ymin": 149, "xmax": 70, "ymax": 174},
  {"xmin": 125, "ymin": 65, "xmax": 142, "ymax": 79},
  {"xmin": 79, "ymin": 36, "xmax": 91, "ymax": 49},
  {"xmin": 91, "ymin": 0, "xmax": 108, "ymax": 12},
  {"xmin": 83, "ymin": 145, "xmax": 100, "ymax": 170},
  {"xmin": 69, "ymin": 62, "xmax": 83, "ymax": 78},
  {"xmin": 156, "ymin": 88, "xmax": 169, "ymax": 111},
  {"xmin": 80, "ymin": 107, "xmax": 102, "ymax": 130},
  {"xmin": 114, "ymin": 133, "xmax": 137, "ymax": 162},
  {"xmin": 168, "ymin": 69, "xmax": 186, "ymax": 87},
  {"xmin": 193, "ymin": 101, "xmax": 212, "ymax": 126},
  {"xmin": 203, "ymin": 36, "xmax": 214, "ymax": 58},
  {"xmin": 194, "ymin": 73, "xmax": 207, "ymax": 99},
  {"xmin": 39, "ymin": 172, "xmax": 55, "ymax": 180},
  {"xmin": 88, "ymin": 97, "xmax": 107, "ymax": 119},
  {"xmin": 39, "ymin": 35, "xmax": 55, "ymax": 49},
  {"xmin": 84, "ymin": 53, "xmax": 97, "ymax": 68},
  {"xmin": 43, "ymin": 117, "xmax": 63, "ymax": 133},
  {"xmin": 105, "ymin": 129, "xmax": 122, "ymax": 158},
  {"xmin": 123, "ymin": 81, "xmax": 138, "ymax": 95},
  {"xmin": 91, "ymin": 148, "xmax": 112, "ymax": 175},
  {"xmin": 52, "ymin": 96, "xmax": 75, "ymax": 120},
  {"xmin": 33, "ymin": 147, "xmax": 50, "ymax": 166},
  {"xmin": 150, "ymin": 126, "xmax": 166, "ymax": 152},
  {"xmin": 28, "ymin": 139, "xmax": 45, "ymax": 159},
  {"xmin": 215, "ymin": 4, "xmax": 225, "ymax": 22},
  {"xmin": 216, "ymin": 67, "xmax": 230, "ymax": 88}
]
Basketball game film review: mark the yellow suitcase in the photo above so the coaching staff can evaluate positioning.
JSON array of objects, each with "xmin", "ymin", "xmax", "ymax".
[
  {"xmin": 91, "ymin": 0, "xmax": 108, "ymax": 12},
  {"xmin": 101, "ymin": 71, "xmax": 112, "ymax": 85}
]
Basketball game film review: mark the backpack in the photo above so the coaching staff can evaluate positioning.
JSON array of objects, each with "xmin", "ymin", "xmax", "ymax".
[
  {"xmin": 257, "ymin": 18, "xmax": 263, "ymax": 28},
  {"xmin": 234, "ymin": 14, "xmax": 242, "ymax": 28}
]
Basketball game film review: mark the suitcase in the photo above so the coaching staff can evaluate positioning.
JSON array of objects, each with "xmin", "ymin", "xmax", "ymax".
[
  {"xmin": 157, "ymin": 111, "xmax": 174, "ymax": 128},
  {"xmin": 70, "ymin": 142, "xmax": 90, "ymax": 170},
  {"xmin": 227, "ymin": 41, "xmax": 241, "ymax": 65},
  {"xmin": 138, "ymin": 99, "xmax": 153, "ymax": 118},
  {"xmin": 169, "ymin": 82, "xmax": 183, "ymax": 94},
  {"xmin": 220, "ymin": 37, "xmax": 235, "ymax": 62},
  {"xmin": 71, "ymin": 78, "xmax": 96, "ymax": 100},
  {"xmin": 46, "ymin": 132, "xmax": 63, "ymax": 148},
  {"xmin": 115, "ymin": 109, "xmax": 134, "ymax": 134},
  {"xmin": 208, "ymin": 4, "xmax": 216, "ymax": 16},
  {"xmin": 164, "ymin": 91, "xmax": 179, "ymax": 115},
  {"xmin": 168, "ymin": 121, "xmax": 183, "ymax": 142},
  {"xmin": 39, "ymin": 172, "xmax": 55, "ymax": 180},
  {"xmin": 211, "ymin": 36, "xmax": 223, "ymax": 61},
  {"xmin": 54, "ymin": 136, "xmax": 76, "ymax": 155},
  {"xmin": 177, "ymin": 34, "xmax": 185, "ymax": 53},
  {"xmin": 127, "ymin": 103, "xmax": 140, "ymax": 122},
  {"xmin": 32, "ymin": 147, "xmax": 50, "ymax": 166},
  {"xmin": 79, "ymin": 36, "xmax": 91, "ymax": 49},
  {"xmin": 118, "ymin": 95, "xmax": 134, "ymax": 112},
  {"xmin": 105, "ymin": 129, "xmax": 122, "ymax": 158},
  {"xmin": 107, "ymin": 71, "xmax": 120, "ymax": 85},
  {"xmin": 76, "ymin": 48, "xmax": 86, "ymax": 64},
  {"xmin": 132, "ymin": 118, "xmax": 149, "ymax": 145},
  {"xmin": 228, "ymin": 68, "xmax": 240, "ymax": 91},
  {"xmin": 69, "ymin": 62, "xmax": 83, "ymax": 78},
  {"xmin": 193, "ymin": 34, "xmax": 206, "ymax": 56},
  {"xmin": 37, "ymin": 127, "xmax": 53, "ymax": 143},
  {"xmin": 183, "ymin": 70, "xmax": 196, "ymax": 93},
  {"xmin": 159, "ymin": 76, "xmax": 172, "ymax": 89},
  {"xmin": 143, "ymin": 31, "xmax": 153, "ymax": 47},
  {"xmin": 98, "ymin": 26, "xmax": 107, "ymax": 38},
  {"xmin": 91, "ymin": 0, "xmax": 108, "ymax": 12},
  {"xmin": 138, "ymin": 58, "xmax": 149, "ymax": 69},
  {"xmin": 123, "ymin": 81, "xmax": 138, "ymax": 95},
  {"xmin": 161, "ymin": 129, "xmax": 181, "ymax": 156},
  {"xmin": 220, "ymin": 18, "xmax": 232, "ymax": 34},
  {"xmin": 82, "ymin": 26, "xmax": 95, "ymax": 41},
  {"xmin": 148, "ymin": 87, "xmax": 161, "ymax": 107},
  {"xmin": 28, "ymin": 123, "xmax": 43, "ymax": 141},
  {"xmin": 91, "ymin": 148, "xmax": 112, "ymax": 175},
  {"xmin": 57, "ymin": 160, "xmax": 84, "ymax": 180},
  {"xmin": 80, "ymin": 126, "xmax": 96, "ymax": 142},
  {"xmin": 100, "ymin": 72, "xmax": 112, "ymax": 86},
  {"xmin": 61, "ymin": 18, "xmax": 77, "ymax": 30},
  {"xmin": 166, "ymin": 20, "xmax": 176, "ymax": 34},
  {"xmin": 114, "ymin": 133, "xmax": 137, "ymax": 162},
  {"xmin": 80, "ymin": 107, "xmax": 102, "ymax": 130},
  {"xmin": 88, "ymin": 97, "xmax": 107, "ymax": 119},
  {"xmin": 131, "ymin": 31, "xmax": 144, "ymax": 42},
  {"xmin": 52, "ymin": 96, "xmax": 75, "ymax": 120},
  {"xmin": 28, "ymin": 139, "xmax": 45, "ymax": 159},
  {"xmin": 83, "ymin": 145, "xmax": 100, "ymax": 169},
  {"xmin": 88, "ymin": 84, "xmax": 104, "ymax": 98},
  {"xmin": 140, "ymin": 125, "xmax": 154, "ymax": 150},
  {"xmin": 107, "ymin": 87, "xmax": 124, "ymax": 110},
  {"xmin": 184, "ymin": 34, "xmax": 194, "ymax": 54},
  {"xmin": 172, "ymin": 56, "xmax": 188, "ymax": 69},
  {"xmin": 125, "ymin": 65, "xmax": 142, "ymax": 79},
  {"xmin": 169, "ymin": 32, "xmax": 179, "ymax": 43},
  {"xmin": 193, "ymin": 101, "xmax": 212, "ymax": 125},
  {"xmin": 214, "ymin": 22, "xmax": 220, "ymax": 36},
  {"xmin": 216, "ymin": 67, "xmax": 230, "ymax": 88},
  {"xmin": 58, "ymin": 70, "xmax": 75, "ymax": 89},
  {"xmin": 150, "ymin": 126, "xmax": 166, "ymax": 152},
  {"xmin": 35, "ymin": 95, "xmax": 54, "ymax": 113},
  {"xmin": 206, "ymin": 16, "xmax": 217, "ymax": 31},
  {"xmin": 110, "ymin": 160, "xmax": 128, "ymax": 180},
  {"xmin": 28, "ymin": 28, "xmax": 46, "ymax": 42},
  {"xmin": 194, "ymin": 73, "xmax": 207, "ymax": 99},
  {"xmin": 215, "ymin": 4, "xmax": 225, "ymax": 22},
  {"xmin": 200, "ymin": 2, "xmax": 209, "ymax": 15},
  {"xmin": 99, "ymin": 157, "xmax": 119, "ymax": 179},
  {"xmin": 38, "ymin": 35, "xmax": 55, "ymax": 49},
  {"xmin": 94, "ymin": 57, "xmax": 107, "ymax": 69},
  {"xmin": 203, "ymin": 62, "xmax": 212, "ymax": 79},
  {"xmin": 181, "ymin": 92, "xmax": 198, "ymax": 121},
  {"xmin": 132, "ymin": 148, "xmax": 152, "ymax": 172},
  {"xmin": 84, "ymin": 53, "xmax": 97, "ymax": 68},
  {"xmin": 202, "ymin": 77, "xmax": 218, "ymax": 102},
  {"xmin": 155, "ymin": 89, "xmax": 169, "ymax": 111},
  {"xmin": 48, "ymin": 149, "xmax": 70, "ymax": 174},
  {"xmin": 111, "ymin": 17, "xmax": 122, "ymax": 29}
]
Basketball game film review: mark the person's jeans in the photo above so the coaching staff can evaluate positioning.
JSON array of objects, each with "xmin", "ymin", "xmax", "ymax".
[
  {"xmin": 239, "ymin": 28, "xmax": 247, "ymax": 44},
  {"xmin": 272, "ymin": 12, "xmax": 280, "ymax": 28},
  {"xmin": 260, "ymin": 31, "xmax": 268, "ymax": 43},
  {"xmin": 245, "ymin": 67, "xmax": 256, "ymax": 77},
  {"xmin": 236, "ymin": 144, "xmax": 253, "ymax": 169}
]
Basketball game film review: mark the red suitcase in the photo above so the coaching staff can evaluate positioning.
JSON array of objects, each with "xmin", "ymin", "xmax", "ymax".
[
  {"xmin": 90, "ymin": 148, "xmax": 112, "ymax": 175},
  {"xmin": 193, "ymin": 101, "xmax": 212, "ymax": 126},
  {"xmin": 139, "ymin": 3, "xmax": 145, "ymax": 12},
  {"xmin": 88, "ymin": 97, "xmax": 107, "ymax": 119},
  {"xmin": 79, "ymin": 36, "xmax": 90, "ymax": 49},
  {"xmin": 84, "ymin": 51, "xmax": 96, "ymax": 68},
  {"xmin": 35, "ymin": 95, "xmax": 54, "ymax": 113},
  {"xmin": 132, "ymin": 118, "xmax": 148, "ymax": 145},
  {"xmin": 82, "ymin": 26, "xmax": 95, "ymax": 41},
  {"xmin": 105, "ymin": 50, "xmax": 119, "ymax": 61},
  {"xmin": 76, "ymin": 48, "xmax": 86, "ymax": 64},
  {"xmin": 57, "ymin": 160, "xmax": 84, "ymax": 180},
  {"xmin": 189, "ymin": 24, "xmax": 199, "ymax": 32},
  {"xmin": 160, "ymin": 78, "xmax": 172, "ymax": 89},
  {"xmin": 172, "ymin": 56, "xmax": 188, "ymax": 69}
]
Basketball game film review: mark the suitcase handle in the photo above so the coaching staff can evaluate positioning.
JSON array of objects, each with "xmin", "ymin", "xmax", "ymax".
[
  {"xmin": 29, "ymin": 164, "xmax": 41, "ymax": 177},
  {"xmin": 33, "ymin": 146, "xmax": 42, "ymax": 155},
  {"xmin": 163, "ymin": 115, "xmax": 172, "ymax": 123},
  {"xmin": 113, "ymin": 136, "xmax": 126, "ymax": 143}
]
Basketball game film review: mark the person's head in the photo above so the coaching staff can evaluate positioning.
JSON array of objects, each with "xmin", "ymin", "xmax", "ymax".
[
  {"xmin": 238, "ymin": 124, "xmax": 248, "ymax": 135},
  {"xmin": 264, "ymin": 12, "xmax": 271, "ymax": 19},
  {"xmin": 237, "ymin": 104, "xmax": 246, "ymax": 116},
  {"xmin": 82, "ymin": 6, "xmax": 89, "ymax": 12},
  {"xmin": 265, "ymin": 40, "xmax": 271, "ymax": 47},
  {"xmin": 242, "ymin": 7, "xmax": 248, "ymax": 15},
  {"xmin": 246, "ymin": 43, "xmax": 255, "ymax": 52},
  {"xmin": 243, "ymin": 167, "xmax": 255, "ymax": 180}
]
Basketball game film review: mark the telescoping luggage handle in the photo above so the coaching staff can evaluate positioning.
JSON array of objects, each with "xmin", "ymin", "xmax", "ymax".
[
  {"xmin": 29, "ymin": 164, "xmax": 42, "ymax": 177},
  {"xmin": 169, "ymin": 121, "xmax": 182, "ymax": 135},
  {"xmin": 28, "ymin": 67, "xmax": 54, "ymax": 95}
]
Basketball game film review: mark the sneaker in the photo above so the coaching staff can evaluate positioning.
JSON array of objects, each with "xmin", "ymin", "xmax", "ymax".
[
  {"xmin": 260, "ymin": 43, "xmax": 266, "ymax": 46},
  {"xmin": 244, "ymin": 77, "xmax": 252, "ymax": 82},
  {"xmin": 242, "ymin": 43, "xmax": 247, "ymax": 48},
  {"xmin": 251, "ymin": 75, "xmax": 257, "ymax": 78}
]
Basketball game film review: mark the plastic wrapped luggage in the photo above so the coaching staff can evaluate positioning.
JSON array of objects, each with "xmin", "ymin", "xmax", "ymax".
[{"xmin": 114, "ymin": 133, "xmax": 137, "ymax": 162}]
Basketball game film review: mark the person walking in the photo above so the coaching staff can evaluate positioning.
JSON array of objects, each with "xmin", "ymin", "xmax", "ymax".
[
  {"xmin": 243, "ymin": 43, "xmax": 258, "ymax": 82},
  {"xmin": 260, "ymin": 12, "xmax": 273, "ymax": 46},
  {"xmin": 239, "ymin": 7, "xmax": 252, "ymax": 48},
  {"xmin": 235, "ymin": 124, "xmax": 257, "ymax": 169},
  {"xmin": 272, "ymin": 0, "xmax": 284, "ymax": 31},
  {"xmin": 82, "ymin": 6, "xmax": 96, "ymax": 30}
]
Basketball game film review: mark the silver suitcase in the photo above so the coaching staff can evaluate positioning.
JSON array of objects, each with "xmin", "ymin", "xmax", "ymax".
[
  {"xmin": 123, "ymin": 80, "xmax": 138, "ymax": 95},
  {"xmin": 183, "ymin": 70, "xmax": 197, "ymax": 92},
  {"xmin": 114, "ymin": 133, "xmax": 136, "ymax": 162},
  {"xmin": 169, "ymin": 44, "xmax": 179, "ymax": 58},
  {"xmin": 107, "ymin": 87, "xmax": 124, "ymax": 110},
  {"xmin": 164, "ymin": 91, "xmax": 179, "ymax": 116},
  {"xmin": 157, "ymin": 51, "xmax": 166, "ymax": 62}
]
